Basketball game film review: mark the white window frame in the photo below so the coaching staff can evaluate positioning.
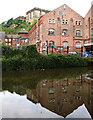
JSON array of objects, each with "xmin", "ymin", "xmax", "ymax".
[
  {"xmin": 52, "ymin": 19, "xmax": 55, "ymax": 23},
  {"xmin": 62, "ymin": 20, "xmax": 64, "ymax": 24},
  {"xmin": 75, "ymin": 42, "xmax": 81, "ymax": 48},
  {"xmin": 5, "ymin": 39, "xmax": 7, "ymax": 42},
  {"xmin": 9, "ymin": 39, "xmax": 11, "ymax": 42},
  {"xmin": 49, "ymin": 19, "xmax": 51, "ymax": 23},
  {"xmin": 63, "ymin": 41, "xmax": 68, "ymax": 48}
]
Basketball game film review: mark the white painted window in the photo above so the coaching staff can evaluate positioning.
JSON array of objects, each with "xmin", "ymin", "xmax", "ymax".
[
  {"xmin": 48, "ymin": 29, "xmax": 55, "ymax": 35},
  {"xmin": 49, "ymin": 19, "xmax": 51, "ymax": 23},
  {"xmin": 52, "ymin": 19, "xmax": 55, "ymax": 23},
  {"xmin": 9, "ymin": 43, "xmax": 11, "ymax": 46},
  {"xmin": 66, "ymin": 20, "xmax": 68, "ymax": 24},
  {"xmin": 59, "ymin": 10, "xmax": 63, "ymax": 15},
  {"xmin": 63, "ymin": 41, "xmax": 68, "ymax": 48},
  {"xmin": 25, "ymin": 39, "xmax": 28, "ymax": 43},
  {"xmin": 9, "ymin": 39, "xmax": 11, "ymax": 42},
  {"xmin": 5, "ymin": 39, "xmax": 7, "ymax": 42},
  {"xmin": 62, "ymin": 20, "xmax": 64, "ymax": 24},
  {"xmin": 17, "ymin": 44, "xmax": 19, "ymax": 46},
  {"xmin": 76, "ymin": 30, "xmax": 81, "ymax": 36},
  {"xmin": 76, "ymin": 42, "xmax": 81, "ymax": 48},
  {"xmin": 79, "ymin": 21, "xmax": 81, "ymax": 25},
  {"xmin": 5, "ymin": 43, "xmax": 7, "ymax": 45},
  {"xmin": 62, "ymin": 29, "xmax": 68, "ymax": 36}
]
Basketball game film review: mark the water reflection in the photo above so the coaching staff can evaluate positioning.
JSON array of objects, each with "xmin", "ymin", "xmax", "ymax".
[{"xmin": 2, "ymin": 67, "xmax": 93, "ymax": 118}]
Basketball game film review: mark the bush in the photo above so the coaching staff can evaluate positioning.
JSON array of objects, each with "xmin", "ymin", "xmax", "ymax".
[{"xmin": 2, "ymin": 45, "xmax": 90, "ymax": 71}]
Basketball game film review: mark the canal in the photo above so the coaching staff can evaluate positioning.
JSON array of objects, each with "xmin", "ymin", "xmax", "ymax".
[{"xmin": 1, "ymin": 67, "xmax": 93, "ymax": 118}]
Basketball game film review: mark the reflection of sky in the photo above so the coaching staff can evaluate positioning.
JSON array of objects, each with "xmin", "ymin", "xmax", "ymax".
[{"xmin": 0, "ymin": 91, "xmax": 92, "ymax": 118}]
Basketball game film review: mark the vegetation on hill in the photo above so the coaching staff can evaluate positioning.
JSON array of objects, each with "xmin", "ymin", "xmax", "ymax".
[
  {"xmin": 1, "ymin": 45, "xmax": 91, "ymax": 71},
  {"xmin": 0, "ymin": 18, "xmax": 37, "ymax": 34}
]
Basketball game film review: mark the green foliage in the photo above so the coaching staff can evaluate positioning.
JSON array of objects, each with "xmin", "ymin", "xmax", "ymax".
[
  {"xmin": 0, "ymin": 18, "xmax": 37, "ymax": 34},
  {"xmin": 1, "ymin": 45, "xmax": 90, "ymax": 71}
]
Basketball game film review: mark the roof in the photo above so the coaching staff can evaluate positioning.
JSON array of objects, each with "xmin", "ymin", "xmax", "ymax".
[
  {"xmin": 19, "ymin": 28, "xmax": 28, "ymax": 34},
  {"xmin": 0, "ymin": 31, "xmax": 5, "ymax": 39},
  {"xmin": 26, "ymin": 7, "xmax": 50, "ymax": 15},
  {"xmin": 6, "ymin": 34, "xmax": 20, "ymax": 39}
]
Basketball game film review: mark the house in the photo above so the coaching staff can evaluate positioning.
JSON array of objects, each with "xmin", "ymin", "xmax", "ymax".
[
  {"xmin": 28, "ymin": 4, "xmax": 93, "ymax": 55},
  {"xmin": 26, "ymin": 7, "xmax": 50, "ymax": 23},
  {"xmin": 4, "ymin": 28, "xmax": 29, "ymax": 47}
]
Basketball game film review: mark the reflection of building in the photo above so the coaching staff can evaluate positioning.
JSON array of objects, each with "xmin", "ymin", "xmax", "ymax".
[
  {"xmin": 26, "ymin": 7, "xmax": 50, "ymax": 23},
  {"xmin": 26, "ymin": 76, "xmax": 93, "ymax": 118}
]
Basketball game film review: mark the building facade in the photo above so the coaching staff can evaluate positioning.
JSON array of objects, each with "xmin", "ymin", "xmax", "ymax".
[
  {"xmin": 28, "ymin": 4, "xmax": 93, "ymax": 54},
  {"xmin": 3, "ymin": 29, "xmax": 29, "ymax": 47},
  {"xmin": 26, "ymin": 7, "xmax": 50, "ymax": 23}
]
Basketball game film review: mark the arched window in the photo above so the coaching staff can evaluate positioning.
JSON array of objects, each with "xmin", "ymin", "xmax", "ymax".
[
  {"xmin": 48, "ymin": 29, "xmax": 55, "ymax": 35},
  {"xmin": 91, "ymin": 28, "xmax": 93, "ymax": 35},
  {"xmin": 75, "ymin": 42, "xmax": 81, "ymax": 48},
  {"xmin": 76, "ymin": 30, "xmax": 81, "ymax": 36},
  {"xmin": 62, "ymin": 29, "xmax": 68, "ymax": 36},
  {"xmin": 63, "ymin": 41, "xmax": 68, "ymax": 48},
  {"xmin": 49, "ymin": 41, "xmax": 55, "ymax": 47}
]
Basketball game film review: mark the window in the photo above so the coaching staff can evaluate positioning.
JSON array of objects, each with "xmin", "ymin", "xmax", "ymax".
[
  {"xmin": 57, "ymin": 46, "xmax": 63, "ymax": 50},
  {"xmin": 13, "ymin": 39, "xmax": 15, "ymax": 41},
  {"xmin": 49, "ymin": 41, "xmax": 55, "ymax": 47},
  {"xmin": 63, "ymin": 41, "xmax": 68, "ymax": 48},
  {"xmin": 25, "ymin": 39, "xmax": 28, "ymax": 43},
  {"xmin": 79, "ymin": 21, "xmax": 81, "ymax": 25},
  {"xmin": 66, "ymin": 20, "xmax": 68, "ymax": 24},
  {"xmin": 9, "ymin": 43, "xmax": 11, "ymax": 46},
  {"xmin": 48, "ymin": 29, "xmax": 55, "ymax": 35},
  {"xmin": 59, "ymin": 10, "xmax": 63, "ymax": 15},
  {"xmin": 49, "ymin": 19, "xmax": 51, "ymax": 23},
  {"xmin": 5, "ymin": 39, "xmax": 7, "ymax": 42},
  {"xmin": 62, "ymin": 20, "xmax": 64, "ymax": 24},
  {"xmin": 9, "ymin": 39, "xmax": 11, "ymax": 42},
  {"xmin": 75, "ymin": 42, "xmax": 81, "ymax": 48},
  {"xmin": 91, "ymin": 28, "xmax": 93, "ymax": 35},
  {"xmin": 76, "ymin": 21, "xmax": 78, "ymax": 25},
  {"xmin": 62, "ymin": 29, "xmax": 68, "ymax": 36},
  {"xmin": 52, "ymin": 19, "xmax": 55, "ymax": 23},
  {"xmin": 76, "ymin": 30, "xmax": 81, "ymax": 36},
  {"xmin": 5, "ymin": 43, "xmax": 7, "ymax": 45}
]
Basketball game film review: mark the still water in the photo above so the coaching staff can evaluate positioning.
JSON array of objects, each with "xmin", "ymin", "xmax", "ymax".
[{"xmin": 1, "ymin": 67, "xmax": 93, "ymax": 118}]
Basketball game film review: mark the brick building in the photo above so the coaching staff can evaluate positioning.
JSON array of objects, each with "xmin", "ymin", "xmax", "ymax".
[
  {"xmin": 28, "ymin": 4, "xmax": 93, "ymax": 54},
  {"xmin": 3, "ymin": 28, "xmax": 29, "ymax": 47},
  {"xmin": 26, "ymin": 7, "xmax": 50, "ymax": 23}
]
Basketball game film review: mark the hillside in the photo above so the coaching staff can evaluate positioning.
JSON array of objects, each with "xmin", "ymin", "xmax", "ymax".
[{"xmin": 0, "ymin": 18, "xmax": 37, "ymax": 34}]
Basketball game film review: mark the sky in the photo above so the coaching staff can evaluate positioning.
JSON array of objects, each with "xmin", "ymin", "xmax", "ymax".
[{"xmin": 0, "ymin": 0, "xmax": 92, "ymax": 24}]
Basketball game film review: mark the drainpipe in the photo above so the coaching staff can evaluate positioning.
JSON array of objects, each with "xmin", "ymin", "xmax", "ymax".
[{"xmin": 37, "ymin": 18, "xmax": 39, "ymax": 41}]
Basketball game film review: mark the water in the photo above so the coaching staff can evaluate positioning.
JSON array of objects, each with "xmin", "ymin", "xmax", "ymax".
[{"xmin": 1, "ymin": 67, "xmax": 93, "ymax": 118}]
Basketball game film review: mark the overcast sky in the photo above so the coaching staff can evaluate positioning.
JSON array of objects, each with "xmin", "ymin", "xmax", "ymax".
[{"xmin": 0, "ymin": 0, "xmax": 92, "ymax": 24}]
